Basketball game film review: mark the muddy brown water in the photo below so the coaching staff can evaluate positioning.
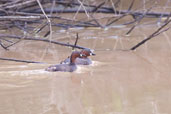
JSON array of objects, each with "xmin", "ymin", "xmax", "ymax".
[
  {"xmin": 0, "ymin": 6, "xmax": 171, "ymax": 113},
  {"xmin": 0, "ymin": 23, "xmax": 171, "ymax": 114}
]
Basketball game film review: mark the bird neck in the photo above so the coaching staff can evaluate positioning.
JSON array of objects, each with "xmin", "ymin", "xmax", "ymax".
[{"xmin": 70, "ymin": 56, "xmax": 76, "ymax": 65}]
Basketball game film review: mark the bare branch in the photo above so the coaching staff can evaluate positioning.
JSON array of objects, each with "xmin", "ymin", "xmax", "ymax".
[
  {"xmin": 0, "ymin": 40, "xmax": 8, "ymax": 50},
  {"xmin": 130, "ymin": 19, "xmax": 171, "ymax": 50},
  {"xmin": 72, "ymin": 33, "xmax": 79, "ymax": 50},
  {"xmin": 0, "ymin": 34, "xmax": 87, "ymax": 49},
  {"xmin": 0, "ymin": 57, "xmax": 44, "ymax": 64}
]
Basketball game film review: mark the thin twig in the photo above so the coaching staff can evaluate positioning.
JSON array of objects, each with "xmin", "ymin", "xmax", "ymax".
[
  {"xmin": 36, "ymin": 22, "xmax": 48, "ymax": 33},
  {"xmin": 72, "ymin": 33, "xmax": 79, "ymax": 50},
  {"xmin": 53, "ymin": 0, "xmax": 170, "ymax": 17},
  {"xmin": 114, "ymin": 0, "xmax": 120, "ymax": 8},
  {"xmin": 5, "ymin": 39, "xmax": 22, "ymax": 49},
  {"xmin": 91, "ymin": 1, "xmax": 106, "ymax": 12},
  {"xmin": 90, "ymin": 15, "xmax": 103, "ymax": 28},
  {"xmin": 152, "ymin": 27, "xmax": 170, "ymax": 37},
  {"xmin": 44, "ymin": 31, "xmax": 50, "ymax": 37},
  {"xmin": 126, "ymin": 6, "xmax": 154, "ymax": 35},
  {"xmin": 2, "ymin": 0, "xmax": 36, "ymax": 9},
  {"xmin": 0, "ymin": 16, "xmax": 41, "ymax": 20},
  {"xmin": 106, "ymin": 0, "xmax": 135, "ymax": 26},
  {"xmin": 130, "ymin": 19, "xmax": 171, "ymax": 50},
  {"xmin": 77, "ymin": 0, "xmax": 90, "ymax": 19},
  {"xmin": 0, "ymin": 40, "xmax": 8, "ymax": 50},
  {"xmin": 36, "ymin": 0, "xmax": 52, "ymax": 41}
]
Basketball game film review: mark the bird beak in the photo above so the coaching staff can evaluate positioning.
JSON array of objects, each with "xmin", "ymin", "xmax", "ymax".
[
  {"xmin": 90, "ymin": 52, "xmax": 96, "ymax": 56},
  {"xmin": 90, "ymin": 49, "xmax": 96, "ymax": 56}
]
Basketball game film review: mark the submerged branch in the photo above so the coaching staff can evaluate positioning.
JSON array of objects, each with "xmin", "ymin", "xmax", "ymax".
[
  {"xmin": 0, "ymin": 34, "xmax": 87, "ymax": 49},
  {"xmin": 0, "ymin": 57, "xmax": 44, "ymax": 64}
]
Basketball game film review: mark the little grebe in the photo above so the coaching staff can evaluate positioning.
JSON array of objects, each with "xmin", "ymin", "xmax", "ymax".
[
  {"xmin": 45, "ymin": 51, "xmax": 85, "ymax": 72},
  {"xmin": 61, "ymin": 48, "xmax": 95, "ymax": 65}
]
